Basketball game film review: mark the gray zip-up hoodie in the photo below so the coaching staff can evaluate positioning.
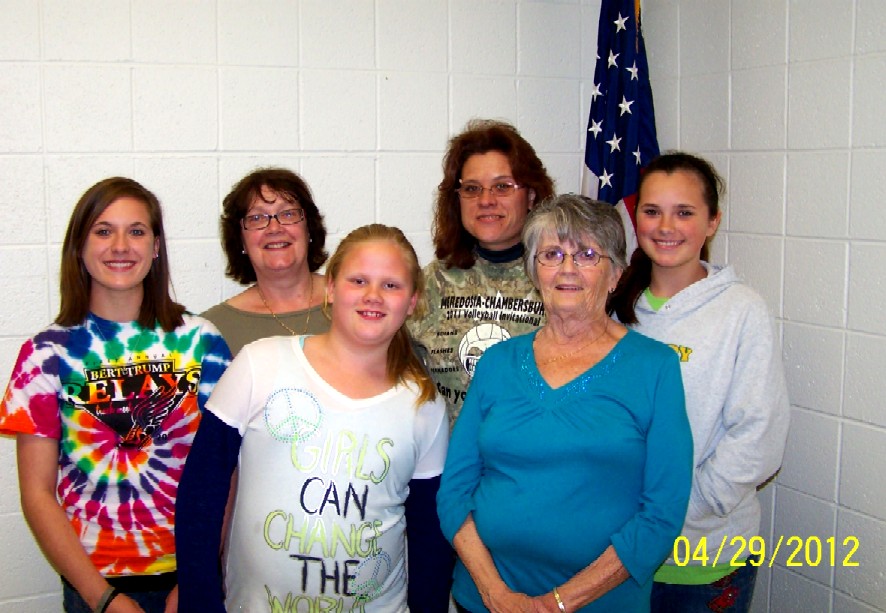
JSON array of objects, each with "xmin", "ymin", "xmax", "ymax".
[{"xmin": 632, "ymin": 263, "xmax": 790, "ymax": 569}]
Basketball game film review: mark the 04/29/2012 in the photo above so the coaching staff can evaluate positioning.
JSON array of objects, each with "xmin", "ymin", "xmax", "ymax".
[{"xmin": 672, "ymin": 535, "xmax": 860, "ymax": 568}]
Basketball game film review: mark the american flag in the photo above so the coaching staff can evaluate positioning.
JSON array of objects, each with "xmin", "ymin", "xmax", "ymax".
[{"xmin": 583, "ymin": 0, "xmax": 659, "ymax": 252}]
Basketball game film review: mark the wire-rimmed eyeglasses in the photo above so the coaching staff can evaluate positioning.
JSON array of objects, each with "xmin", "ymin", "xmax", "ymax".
[
  {"xmin": 535, "ymin": 247, "xmax": 612, "ymax": 268},
  {"xmin": 456, "ymin": 182, "xmax": 523, "ymax": 199},
  {"xmin": 241, "ymin": 208, "xmax": 305, "ymax": 231}
]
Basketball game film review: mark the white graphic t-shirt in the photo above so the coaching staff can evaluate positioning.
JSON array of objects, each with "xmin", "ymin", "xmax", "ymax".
[{"xmin": 205, "ymin": 336, "xmax": 449, "ymax": 612}]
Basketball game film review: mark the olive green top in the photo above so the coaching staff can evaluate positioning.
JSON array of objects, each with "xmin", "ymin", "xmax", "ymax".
[{"xmin": 201, "ymin": 302, "xmax": 329, "ymax": 357}]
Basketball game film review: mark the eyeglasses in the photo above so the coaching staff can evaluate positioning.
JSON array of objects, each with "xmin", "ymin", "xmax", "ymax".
[
  {"xmin": 456, "ymin": 182, "xmax": 523, "ymax": 199},
  {"xmin": 535, "ymin": 247, "xmax": 612, "ymax": 268},
  {"xmin": 241, "ymin": 208, "xmax": 305, "ymax": 231}
]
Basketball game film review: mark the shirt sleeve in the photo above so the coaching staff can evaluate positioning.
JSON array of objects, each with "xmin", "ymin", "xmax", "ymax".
[
  {"xmin": 689, "ymin": 300, "xmax": 790, "ymax": 521},
  {"xmin": 435, "ymin": 349, "xmax": 494, "ymax": 543},
  {"xmin": 0, "ymin": 336, "xmax": 62, "ymax": 439},
  {"xmin": 203, "ymin": 344, "xmax": 258, "ymax": 435},
  {"xmin": 196, "ymin": 321, "xmax": 233, "ymax": 412},
  {"xmin": 176, "ymin": 410, "xmax": 242, "ymax": 613},
  {"xmin": 413, "ymin": 395, "xmax": 449, "ymax": 479},
  {"xmin": 406, "ymin": 474, "xmax": 454, "ymax": 613},
  {"xmin": 610, "ymin": 349, "xmax": 694, "ymax": 585}
]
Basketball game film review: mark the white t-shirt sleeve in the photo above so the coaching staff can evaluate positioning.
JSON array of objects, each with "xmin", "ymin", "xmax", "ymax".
[
  {"xmin": 412, "ymin": 395, "xmax": 449, "ymax": 480},
  {"xmin": 204, "ymin": 344, "xmax": 258, "ymax": 435}
]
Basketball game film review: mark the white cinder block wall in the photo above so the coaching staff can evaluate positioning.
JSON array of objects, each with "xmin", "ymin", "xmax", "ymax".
[
  {"xmin": 0, "ymin": 0, "xmax": 601, "ymax": 609},
  {"xmin": 645, "ymin": 1, "xmax": 886, "ymax": 612},
  {"xmin": 2, "ymin": 0, "xmax": 884, "ymax": 612}
]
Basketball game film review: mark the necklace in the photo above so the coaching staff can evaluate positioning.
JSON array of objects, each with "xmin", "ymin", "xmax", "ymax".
[
  {"xmin": 256, "ymin": 276, "xmax": 314, "ymax": 336},
  {"xmin": 535, "ymin": 318, "xmax": 609, "ymax": 365}
]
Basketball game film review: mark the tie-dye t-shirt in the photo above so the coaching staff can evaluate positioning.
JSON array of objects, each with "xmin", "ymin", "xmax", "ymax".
[{"xmin": 0, "ymin": 313, "xmax": 231, "ymax": 577}]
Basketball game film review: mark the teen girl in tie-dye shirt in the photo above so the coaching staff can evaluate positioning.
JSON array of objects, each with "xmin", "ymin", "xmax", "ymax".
[{"xmin": 0, "ymin": 178, "xmax": 230, "ymax": 613}]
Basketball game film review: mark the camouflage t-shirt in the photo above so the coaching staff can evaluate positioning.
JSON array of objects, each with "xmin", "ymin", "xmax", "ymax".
[{"xmin": 410, "ymin": 257, "xmax": 545, "ymax": 426}]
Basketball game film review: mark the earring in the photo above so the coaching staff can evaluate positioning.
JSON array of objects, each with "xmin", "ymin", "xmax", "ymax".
[{"xmin": 242, "ymin": 249, "xmax": 246, "ymax": 254}]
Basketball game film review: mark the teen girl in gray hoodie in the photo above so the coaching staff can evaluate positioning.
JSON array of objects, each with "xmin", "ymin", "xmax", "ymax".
[{"xmin": 609, "ymin": 152, "xmax": 790, "ymax": 613}]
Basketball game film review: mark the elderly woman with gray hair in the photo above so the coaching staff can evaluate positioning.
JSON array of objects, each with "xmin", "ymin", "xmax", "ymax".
[{"xmin": 437, "ymin": 194, "xmax": 693, "ymax": 613}]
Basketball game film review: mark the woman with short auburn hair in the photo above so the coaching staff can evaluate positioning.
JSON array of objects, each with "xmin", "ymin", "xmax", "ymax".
[{"xmin": 203, "ymin": 167, "xmax": 330, "ymax": 356}]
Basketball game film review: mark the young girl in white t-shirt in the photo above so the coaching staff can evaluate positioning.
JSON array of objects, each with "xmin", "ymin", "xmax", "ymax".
[{"xmin": 176, "ymin": 224, "xmax": 452, "ymax": 613}]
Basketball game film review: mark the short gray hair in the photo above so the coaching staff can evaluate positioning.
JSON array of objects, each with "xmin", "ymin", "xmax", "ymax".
[{"xmin": 522, "ymin": 194, "xmax": 627, "ymax": 288}]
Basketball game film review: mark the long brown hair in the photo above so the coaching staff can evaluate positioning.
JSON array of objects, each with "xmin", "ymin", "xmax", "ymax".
[
  {"xmin": 324, "ymin": 224, "xmax": 436, "ymax": 407},
  {"xmin": 433, "ymin": 119, "xmax": 555, "ymax": 269},
  {"xmin": 221, "ymin": 167, "xmax": 328, "ymax": 284},
  {"xmin": 608, "ymin": 152, "xmax": 724, "ymax": 324},
  {"xmin": 56, "ymin": 177, "xmax": 185, "ymax": 331}
]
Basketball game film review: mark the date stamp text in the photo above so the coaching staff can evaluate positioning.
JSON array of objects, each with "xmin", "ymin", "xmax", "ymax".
[{"xmin": 672, "ymin": 535, "xmax": 860, "ymax": 568}]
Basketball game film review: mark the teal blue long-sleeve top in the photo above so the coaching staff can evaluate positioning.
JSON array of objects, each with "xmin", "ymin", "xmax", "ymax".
[{"xmin": 437, "ymin": 329, "xmax": 693, "ymax": 612}]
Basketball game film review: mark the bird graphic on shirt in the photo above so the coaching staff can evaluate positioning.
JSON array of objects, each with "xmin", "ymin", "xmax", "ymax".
[{"xmin": 119, "ymin": 384, "xmax": 179, "ymax": 449}]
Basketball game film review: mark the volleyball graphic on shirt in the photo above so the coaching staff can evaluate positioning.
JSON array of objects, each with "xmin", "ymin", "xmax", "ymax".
[
  {"xmin": 263, "ymin": 387, "xmax": 323, "ymax": 443},
  {"xmin": 458, "ymin": 323, "xmax": 511, "ymax": 378}
]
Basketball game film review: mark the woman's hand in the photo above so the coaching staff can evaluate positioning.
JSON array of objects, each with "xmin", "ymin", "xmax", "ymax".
[
  {"xmin": 164, "ymin": 585, "xmax": 179, "ymax": 613},
  {"xmin": 107, "ymin": 593, "xmax": 146, "ymax": 613},
  {"xmin": 17, "ymin": 435, "xmax": 134, "ymax": 612},
  {"xmin": 481, "ymin": 585, "xmax": 538, "ymax": 613},
  {"xmin": 453, "ymin": 515, "xmax": 539, "ymax": 613},
  {"xmin": 529, "ymin": 592, "xmax": 563, "ymax": 613}
]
